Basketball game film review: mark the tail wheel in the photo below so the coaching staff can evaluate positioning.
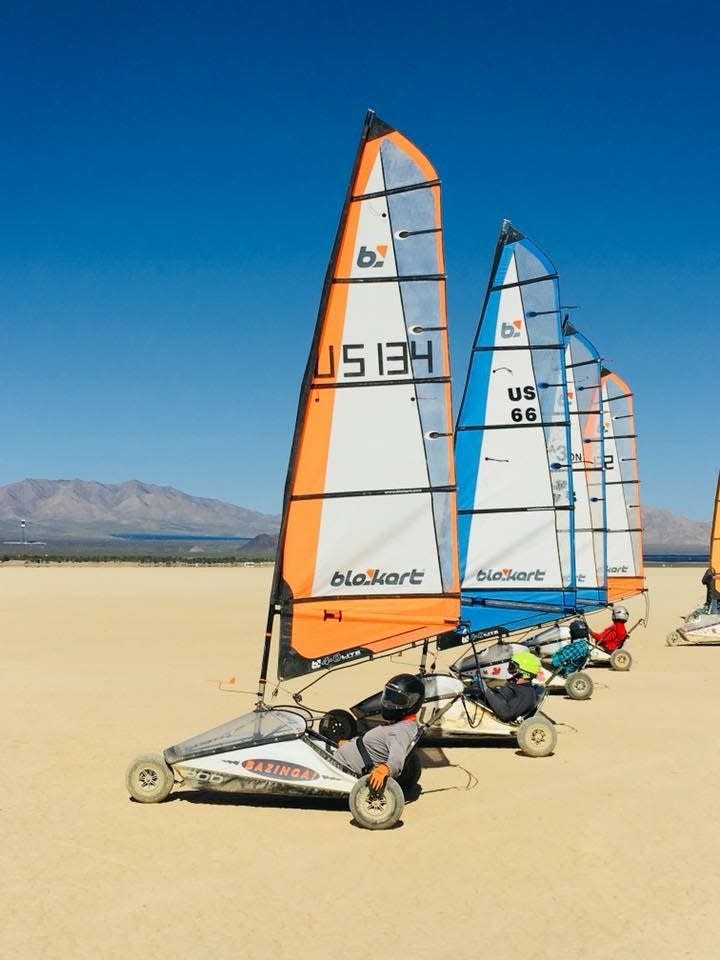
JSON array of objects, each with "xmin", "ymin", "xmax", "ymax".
[
  {"xmin": 610, "ymin": 649, "xmax": 632, "ymax": 671},
  {"xmin": 516, "ymin": 717, "xmax": 557, "ymax": 757},
  {"xmin": 318, "ymin": 709, "xmax": 358, "ymax": 744},
  {"xmin": 565, "ymin": 671, "xmax": 593, "ymax": 701},
  {"xmin": 349, "ymin": 777, "xmax": 405, "ymax": 830},
  {"xmin": 396, "ymin": 749, "xmax": 422, "ymax": 796},
  {"xmin": 126, "ymin": 753, "xmax": 175, "ymax": 803}
]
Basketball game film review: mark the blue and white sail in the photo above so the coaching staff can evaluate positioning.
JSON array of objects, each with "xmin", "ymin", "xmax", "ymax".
[
  {"xmin": 455, "ymin": 221, "xmax": 576, "ymax": 636},
  {"xmin": 563, "ymin": 320, "xmax": 607, "ymax": 610}
]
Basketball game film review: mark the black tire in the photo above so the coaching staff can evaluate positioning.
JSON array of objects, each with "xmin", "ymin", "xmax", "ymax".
[
  {"xmin": 610, "ymin": 649, "xmax": 632, "ymax": 671},
  {"xmin": 516, "ymin": 718, "xmax": 557, "ymax": 757},
  {"xmin": 396, "ymin": 749, "xmax": 422, "ymax": 795},
  {"xmin": 565, "ymin": 671, "xmax": 593, "ymax": 701},
  {"xmin": 349, "ymin": 776, "xmax": 404, "ymax": 830},
  {"xmin": 318, "ymin": 709, "xmax": 358, "ymax": 744},
  {"xmin": 126, "ymin": 753, "xmax": 174, "ymax": 803}
]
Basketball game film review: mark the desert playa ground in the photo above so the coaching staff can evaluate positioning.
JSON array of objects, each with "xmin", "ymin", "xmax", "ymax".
[{"xmin": 3, "ymin": 565, "xmax": 718, "ymax": 959}]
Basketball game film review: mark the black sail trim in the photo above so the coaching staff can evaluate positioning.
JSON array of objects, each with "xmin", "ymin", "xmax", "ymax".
[{"xmin": 291, "ymin": 485, "xmax": 454, "ymax": 502}]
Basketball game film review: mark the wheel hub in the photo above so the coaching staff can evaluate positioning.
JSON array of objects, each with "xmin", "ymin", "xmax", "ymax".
[{"xmin": 138, "ymin": 768, "xmax": 159, "ymax": 790}]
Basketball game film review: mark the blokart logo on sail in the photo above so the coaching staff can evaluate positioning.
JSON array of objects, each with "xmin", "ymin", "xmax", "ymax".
[
  {"xmin": 476, "ymin": 567, "xmax": 546, "ymax": 583},
  {"xmin": 608, "ymin": 564, "xmax": 629, "ymax": 574},
  {"xmin": 241, "ymin": 759, "xmax": 319, "ymax": 782},
  {"xmin": 356, "ymin": 244, "xmax": 388, "ymax": 269},
  {"xmin": 331, "ymin": 568, "xmax": 425, "ymax": 588},
  {"xmin": 500, "ymin": 318, "xmax": 522, "ymax": 339},
  {"xmin": 310, "ymin": 649, "xmax": 364, "ymax": 671}
]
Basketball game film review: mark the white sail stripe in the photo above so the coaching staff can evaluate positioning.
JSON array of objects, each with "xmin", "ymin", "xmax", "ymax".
[{"xmin": 312, "ymin": 492, "xmax": 443, "ymax": 596}]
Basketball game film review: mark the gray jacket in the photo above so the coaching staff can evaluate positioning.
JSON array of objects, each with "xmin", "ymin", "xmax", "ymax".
[{"xmin": 335, "ymin": 718, "xmax": 418, "ymax": 777}]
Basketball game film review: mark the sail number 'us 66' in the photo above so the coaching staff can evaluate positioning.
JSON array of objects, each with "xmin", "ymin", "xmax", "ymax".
[
  {"xmin": 315, "ymin": 340, "xmax": 434, "ymax": 380},
  {"xmin": 506, "ymin": 385, "xmax": 538, "ymax": 422}
]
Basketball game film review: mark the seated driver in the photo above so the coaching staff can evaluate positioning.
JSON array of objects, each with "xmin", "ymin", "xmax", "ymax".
[
  {"xmin": 335, "ymin": 673, "xmax": 423, "ymax": 792},
  {"xmin": 539, "ymin": 619, "xmax": 590, "ymax": 675},
  {"xmin": 468, "ymin": 650, "xmax": 541, "ymax": 722},
  {"xmin": 590, "ymin": 604, "xmax": 629, "ymax": 652}
]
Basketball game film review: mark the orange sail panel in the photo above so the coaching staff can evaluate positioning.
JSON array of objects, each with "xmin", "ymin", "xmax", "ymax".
[
  {"xmin": 711, "ymin": 471, "xmax": 720, "ymax": 589},
  {"xmin": 602, "ymin": 369, "xmax": 645, "ymax": 601},
  {"xmin": 273, "ymin": 112, "xmax": 459, "ymax": 680}
]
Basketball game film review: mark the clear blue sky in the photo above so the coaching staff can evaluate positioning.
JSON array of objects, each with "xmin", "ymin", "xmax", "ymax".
[{"xmin": 0, "ymin": 1, "xmax": 717, "ymax": 519}]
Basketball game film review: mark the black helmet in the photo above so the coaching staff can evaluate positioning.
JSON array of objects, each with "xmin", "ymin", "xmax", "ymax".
[
  {"xmin": 380, "ymin": 673, "xmax": 424, "ymax": 721},
  {"xmin": 569, "ymin": 619, "xmax": 589, "ymax": 640}
]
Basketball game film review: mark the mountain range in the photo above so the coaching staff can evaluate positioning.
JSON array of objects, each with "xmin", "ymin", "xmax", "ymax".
[{"xmin": 0, "ymin": 479, "xmax": 711, "ymax": 554}]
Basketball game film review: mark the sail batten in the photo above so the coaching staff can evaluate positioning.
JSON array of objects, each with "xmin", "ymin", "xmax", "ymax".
[{"xmin": 270, "ymin": 112, "xmax": 459, "ymax": 682}]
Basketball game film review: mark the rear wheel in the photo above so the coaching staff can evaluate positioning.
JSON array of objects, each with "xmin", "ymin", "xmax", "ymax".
[
  {"xmin": 396, "ymin": 749, "xmax": 422, "ymax": 796},
  {"xmin": 318, "ymin": 709, "xmax": 358, "ymax": 744},
  {"xmin": 610, "ymin": 649, "xmax": 632, "ymax": 671},
  {"xmin": 349, "ymin": 776, "xmax": 404, "ymax": 830},
  {"xmin": 126, "ymin": 753, "xmax": 174, "ymax": 803},
  {"xmin": 565, "ymin": 671, "xmax": 593, "ymax": 701},
  {"xmin": 516, "ymin": 718, "xmax": 557, "ymax": 757}
]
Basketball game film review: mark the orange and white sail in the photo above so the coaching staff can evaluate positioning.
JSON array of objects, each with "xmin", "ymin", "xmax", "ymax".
[
  {"xmin": 711, "ymin": 471, "xmax": 720, "ymax": 591},
  {"xmin": 270, "ymin": 112, "xmax": 459, "ymax": 681},
  {"xmin": 602, "ymin": 368, "xmax": 645, "ymax": 600}
]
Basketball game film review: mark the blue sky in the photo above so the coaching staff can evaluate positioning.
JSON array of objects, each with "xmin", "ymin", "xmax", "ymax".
[{"xmin": 0, "ymin": 1, "xmax": 717, "ymax": 519}]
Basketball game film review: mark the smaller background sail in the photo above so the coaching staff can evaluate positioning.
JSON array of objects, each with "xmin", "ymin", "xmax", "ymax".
[
  {"xmin": 564, "ymin": 322, "xmax": 607, "ymax": 609},
  {"xmin": 602, "ymin": 368, "xmax": 645, "ymax": 600},
  {"xmin": 711, "ymin": 471, "xmax": 720, "ymax": 591}
]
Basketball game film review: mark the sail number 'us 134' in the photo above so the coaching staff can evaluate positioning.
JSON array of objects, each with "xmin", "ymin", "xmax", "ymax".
[{"xmin": 315, "ymin": 341, "xmax": 434, "ymax": 380}]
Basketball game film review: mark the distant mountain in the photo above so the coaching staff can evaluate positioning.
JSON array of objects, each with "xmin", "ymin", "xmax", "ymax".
[
  {"xmin": 0, "ymin": 479, "xmax": 280, "ymax": 541},
  {"xmin": 642, "ymin": 506, "xmax": 710, "ymax": 553}
]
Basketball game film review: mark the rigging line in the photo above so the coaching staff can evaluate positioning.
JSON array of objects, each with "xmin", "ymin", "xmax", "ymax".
[{"xmin": 352, "ymin": 178, "xmax": 440, "ymax": 201}]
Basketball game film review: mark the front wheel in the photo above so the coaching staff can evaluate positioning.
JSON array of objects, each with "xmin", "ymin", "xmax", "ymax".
[
  {"xmin": 666, "ymin": 631, "xmax": 682, "ymax": 646},
  {"xmin": 516, "ymin": 717, "xmax": 557, "ymax": 757},
  {"xmin": 610, "ymin": 649, "xmax": 632, "ymax": 671},
  {"xmin": 565, "ymin": 671, "xmax": 593, "ymax": 701},
  {"xmin": 396, "ymin": 749, "xmax": 422, "ymax": 796},
  {"xmin": 349, "ymin": 776, "xmax": 404, "ymax": 830},
  {"xmin": 126, "ymin": 753, "xmax": 174, "ymax": 803}
]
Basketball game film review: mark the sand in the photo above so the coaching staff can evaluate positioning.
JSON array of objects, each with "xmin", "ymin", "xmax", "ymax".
[{"xmin": 2, "ymin": 564, "xmax": 718, "ymax": 959}]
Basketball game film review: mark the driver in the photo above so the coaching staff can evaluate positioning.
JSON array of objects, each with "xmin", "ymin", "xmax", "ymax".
[
  {"xmin": 539, "ymin": 619, "xmax": 590, "ymax": 675},
  {"xmin": 590, "ymin": 604, "xmax": 629, "ymax": 652},
  {"xmin": 468, "ymin": 650, "xmax": 541, "ymax": 722},
  {"xmin": 335, "ymin": 673, "xmax": 423, "ymax": 792}
]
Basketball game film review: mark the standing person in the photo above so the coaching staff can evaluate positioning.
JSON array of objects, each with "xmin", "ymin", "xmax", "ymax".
[
  {"xmin": 590, "ymin": 605, "xmax": 629, "ymax": 652},
  {"xmin": 468, "ymin": 650, "xmax": 542, "ymax": 722},
  {"xmin": 701, "ymin": 568, "xmax": 718, "ymax": 611},
  {"xmin": 335, "ymin": 674, "xmax": 423, "ymax": 792}
]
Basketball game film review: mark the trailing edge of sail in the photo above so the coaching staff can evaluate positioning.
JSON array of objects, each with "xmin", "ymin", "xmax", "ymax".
[
  {"xmin": 601, "ymin": 368, "xmax": 645, "ymax": 600},
  {"xmin": 455, "ymin": 221, "xmax": 576, "ymax": 635},
  {"xmin": 271, "ymin": 111, "xmax": 459, "ymax": 682},
  {"xmin": 710, "ymin": 471, "xmax": 720, "ymax": 591},
  {"xmin": 564, "ymin": 321, "xmax": 607, "ymax": 609}
]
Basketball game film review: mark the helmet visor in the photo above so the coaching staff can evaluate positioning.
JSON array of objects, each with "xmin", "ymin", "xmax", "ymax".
[{"xmin": 381, "ymin": 684, "xmax": 416, "ymax": 710}]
